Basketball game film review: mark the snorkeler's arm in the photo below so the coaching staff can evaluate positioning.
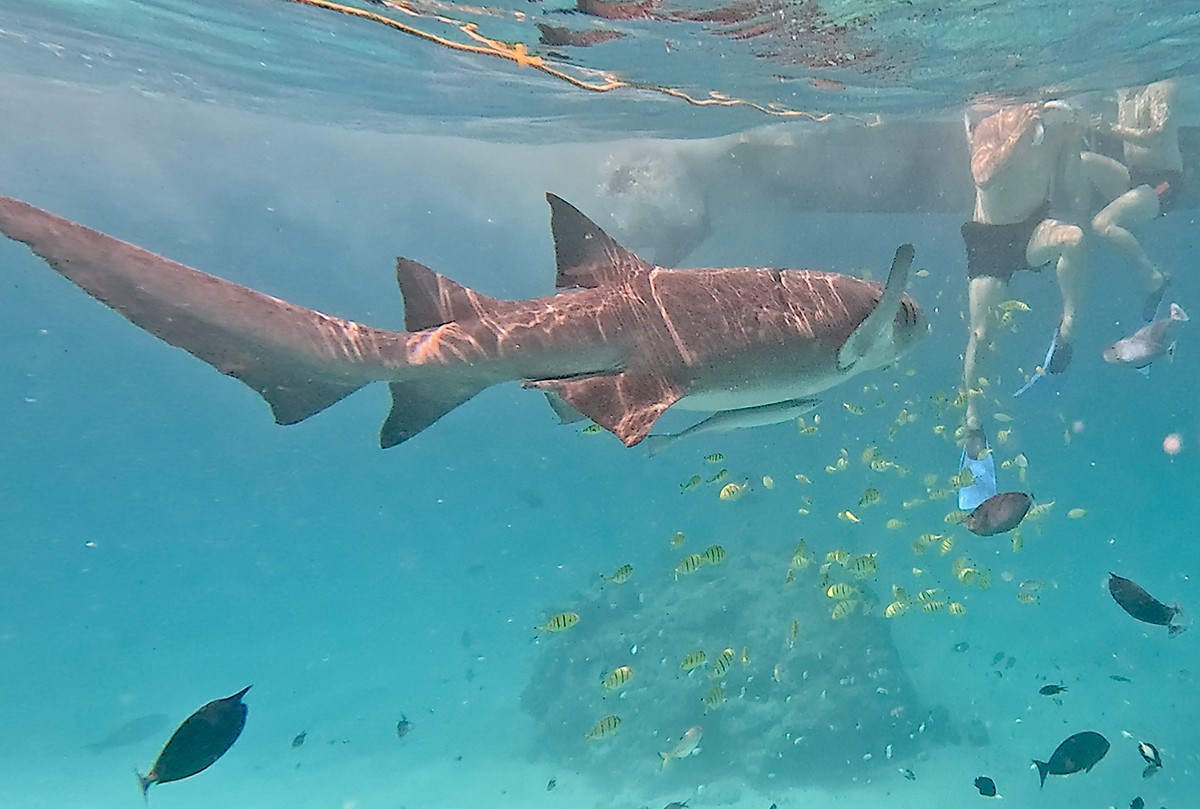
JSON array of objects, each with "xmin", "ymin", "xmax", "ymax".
[{"xmin": 1111, "ymin": 86, "xmax": 1175, "ymax": 144}]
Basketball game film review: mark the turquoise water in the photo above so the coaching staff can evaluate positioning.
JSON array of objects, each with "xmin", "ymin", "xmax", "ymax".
[{"xmin": 1, "ymin": 4, "xmax": 1198, "ymax": 809}]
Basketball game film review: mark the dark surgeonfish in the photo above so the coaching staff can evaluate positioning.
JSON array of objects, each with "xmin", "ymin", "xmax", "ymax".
[
  {"xmin": 1108, "ymin": 573, "xmax": 1183, "ymax": 635},
  {"xmin": 138, "ymin": 686, "xmax": 251, "ymax": 796},
  {"xmin": 1103, "ymin": 303, "xmax": 1188, "ymax": 369},
  {"xmin": 84, "ymin": 714, "xmax": 170, "ymax": 753},
  {"xmin": 0, "ymin": 195, "xmax": 925, "ymax": 449},
  {"xmin": 973, "ymin": 775, "xmax": 998, "ymax": 797},
  {"xmin": 962, "ymin": 492, "xmax": 1032, "ymax": 536},
  {"xmin": 1032, "ymin": 730, "xmax": 1109, "ymax": 787}
]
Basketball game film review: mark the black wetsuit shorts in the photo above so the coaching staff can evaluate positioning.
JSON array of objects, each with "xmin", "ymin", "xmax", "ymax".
[
  {"xmin": 961, "ymin": 201, "xmax": 1052, "ymax": 282},
  {"xmin": 1129, "ymin": 167, "xmax": 1184, "ymax": 215}
]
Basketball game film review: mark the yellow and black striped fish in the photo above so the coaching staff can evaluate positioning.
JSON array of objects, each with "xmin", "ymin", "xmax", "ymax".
[
  {"xmin": 710, "ymin": 647, "xmax": 735, "ymax": 679},
  {"xmin": 537, "ymin": 612, "xmax": 580, "ymax": 633},
  {"xmin": 718, "ymin": 482, "xmax": 746, "ymax": 501},
  {"xmin": 679, "ymin": 650, "xmax": 707, "ymax": 673},
  {"xmin": 676, "ymin": 553, "xmax": 705, "ymax": 577},
  {"xmin": 831, "ymin": 599, "xmax": 858, "ymax": 620},
  {"xmin": 585, "ymin": 715, "xmax": 622, "ymax": 741},
  {"xmin": 605, "ymin": 564, "xmax": 634, "ymax": 585},
  {"xmin": 602, "ymin": 665, "xmax": 634, "ymax": 691},
  {"xmin": 846, "ymin": 553, "xmax": 877, "ymax": 580},
  {"xmin": 884, "ymin": 600, "xmax": 908, "ymax": 618},
  {"xmin": 702, "ymin": 685, "xmax": 725, "ymax": 711}
]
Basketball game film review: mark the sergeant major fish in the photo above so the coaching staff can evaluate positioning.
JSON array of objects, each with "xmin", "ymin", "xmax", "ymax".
[{"xmin": 0, "ymin": 195, "xmax": 925, "ymax": 449}]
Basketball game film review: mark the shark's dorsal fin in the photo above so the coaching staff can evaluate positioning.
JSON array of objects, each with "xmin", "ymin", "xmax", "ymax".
[
  {"xmin": 396, "ymin": 258, "xmax": 501, "ymax": 331},
  {"xmin": 837, "ymin": 244, "xmax": 915, "ymax": 372},
  {"xmin": 546, "ymin": 193, "xmax": 652, "ymax": 289},
  {"xmin": 527, "ymin": 371, "xmax": 681, "ymax": 446}
]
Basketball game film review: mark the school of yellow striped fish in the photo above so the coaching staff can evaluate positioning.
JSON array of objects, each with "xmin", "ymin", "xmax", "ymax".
[{"xmin": 540, "ymin": 337, "xmax": 1094, "ymax": 774}]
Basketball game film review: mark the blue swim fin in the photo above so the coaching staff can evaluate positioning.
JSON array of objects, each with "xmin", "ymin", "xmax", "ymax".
[
  {"xmin": 1013, "ymin": 328, "xmax": 1070, "ymax": 397},
  {"xmin": 957, "ymin": 440, "xmax": 997, "ymax": 511}
]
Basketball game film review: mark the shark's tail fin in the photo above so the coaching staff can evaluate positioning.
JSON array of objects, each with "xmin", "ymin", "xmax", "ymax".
[{"xmin": 0, "ymin": 196, "xmax": 402, "ymax": 426}]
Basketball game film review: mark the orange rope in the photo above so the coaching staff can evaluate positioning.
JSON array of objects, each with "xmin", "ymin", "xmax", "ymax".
[{"xmin": 280, "ymin": 0, "xmax": 863, "ymax": 121}]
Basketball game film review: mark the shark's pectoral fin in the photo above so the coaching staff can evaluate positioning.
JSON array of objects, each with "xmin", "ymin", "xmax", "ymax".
[
  {"xmin": 542, "ymin": 391, "xmax": 589, "ymax": 424},
  {"xmin": 527, "ymin": 372, "xmax": 681, "ymax": 446},
  {"xmin": 836, "ymin": 244, "xmax": 915, "ymax": 371},
  {"xmin": 381, "ymin": 379, "xmax": 489, "ymax": 448}
]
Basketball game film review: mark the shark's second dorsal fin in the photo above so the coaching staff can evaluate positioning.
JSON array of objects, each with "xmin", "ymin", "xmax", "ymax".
[
  {"xmin": 546, "ymin": 193, "xmax": 651, "ymax": 289},
  {"xmin": 396, "ymin": 258, "xmax": 500, "ymax": 331},
  {"xmin": 837, "ymin": 244, "xmax": 915, "ymax": 372}
]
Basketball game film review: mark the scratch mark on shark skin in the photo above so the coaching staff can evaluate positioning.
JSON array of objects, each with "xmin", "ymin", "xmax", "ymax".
[
  {"xmin": 315, "ymin": 316, "xmax": 371, "ymax": 363},
  {"xmin": 649, "ymin": 267, "xmax": 696, "ymax": 366},
  {"xmin": 408, "ymin": 324, "xmax": 453, "ymax": 365}
]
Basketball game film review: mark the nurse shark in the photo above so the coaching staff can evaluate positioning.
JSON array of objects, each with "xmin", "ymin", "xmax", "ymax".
[{"xmin": 0, "ymin": 193, "xmax": 926, "ymax": 447}]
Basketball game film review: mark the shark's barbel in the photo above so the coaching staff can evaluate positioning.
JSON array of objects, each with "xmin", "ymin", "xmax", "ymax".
[{"xmin": 0, "ymin": 193, "xmax": 926, "ymax": 447}]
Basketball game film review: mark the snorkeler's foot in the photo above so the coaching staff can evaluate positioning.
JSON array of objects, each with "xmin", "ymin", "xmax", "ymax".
[
  {"xmin": 957, "ymin": 427, "xmax": 997, "ymax": 511},
  {"xmin": 964, "ymin": 426, "xmax": 987, "ymax": 461},
  {"xmin": 1143, "ymin": 274, "xmax": 1172, "ymax": 322},
  {"xmin": 1045, "ymin": 329, "xmax": 1072, "ymax": 375}
]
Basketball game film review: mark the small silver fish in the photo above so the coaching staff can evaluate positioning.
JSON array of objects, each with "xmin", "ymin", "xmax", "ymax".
[{"xmin": 1103, "ymin": 303, "xmax": 1188, "ymax": 368}]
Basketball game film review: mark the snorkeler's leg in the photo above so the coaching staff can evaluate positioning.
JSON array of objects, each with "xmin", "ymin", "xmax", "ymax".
[
  {"xmin": 959, "ymin": 275, "xmax": 1002, "ymax": 508},
  {"xmin": 1079, "ymin": 151, "xmax": 1132, "ymax": 206},
  {"xmin": 963, "ymin": 275, "xmax": 1005, "ymax": 435},
  {"xmin": 1028, "ymin": 218, "xmax": 1086, "ymax": 374},
  {"xmin": 1091, "ymin": 185, "xmax": 1165, "ymax": 318}
]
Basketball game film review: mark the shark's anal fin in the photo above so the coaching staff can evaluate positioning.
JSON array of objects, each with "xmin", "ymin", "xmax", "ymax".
[
  {"xmin": 546, "ymin": 193, "xmax": 652, "ymax": 289},
  {"xmin": 395, "ymin": 258, "xmax": 502, "ymax": 330},
  {"xmin": 0, "ymin": 195, "xmax": 381, "ymax": 425},
  {"xmin": 527, "ymin": 372, "xmax": 681, "ymax": 446},
  {"xmin": 837, "ymin": 244, "xmax": 915, "ymax": 371}
]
